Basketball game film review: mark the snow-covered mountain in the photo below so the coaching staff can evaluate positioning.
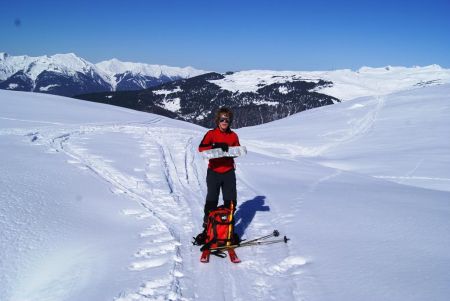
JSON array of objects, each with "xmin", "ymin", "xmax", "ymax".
[
  {"xmin": 0, "ymin": 52, "xmax": 111, "ymax": 96},
  {"xmin": 0, "ymin": 52, "xmax": 206, "ymax": 96},
  {"xmin": 208, "ymin": 65, "xmax": 450, "ymax": 100},
  {"xmin": 77, "ymin": 65, "xmax": 450, "ymax": 128},
  {"xmin": 1, "ymin": 84, "xmax": 449, "ymax": 300},
  {"xmin": 96, "ymin": 58, "xmax": 205, "ymax": 91},
  {"xmin": 76, "ymin": 72, "xmax": 339, "ymax": 128}
]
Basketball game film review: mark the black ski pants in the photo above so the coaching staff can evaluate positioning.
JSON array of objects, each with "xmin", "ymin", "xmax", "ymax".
[{"xmin": 203, "ymin": 168, "xmax": 237, "ymax": 225}]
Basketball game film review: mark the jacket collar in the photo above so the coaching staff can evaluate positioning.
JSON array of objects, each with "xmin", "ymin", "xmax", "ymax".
[{"xmin": 215, "ymin": 126, "xmax": 232, "ymax": 133}]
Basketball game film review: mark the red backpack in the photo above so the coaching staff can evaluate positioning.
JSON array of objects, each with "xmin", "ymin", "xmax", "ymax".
[{"xmin": 200, "ymin": 205, "xmax": 239, "ymax": 251}]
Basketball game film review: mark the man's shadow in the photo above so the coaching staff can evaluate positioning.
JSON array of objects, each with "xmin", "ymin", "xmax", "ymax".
[{"xmin": 234, "ymin": 196, "xmax": 270, "ymax": 238}]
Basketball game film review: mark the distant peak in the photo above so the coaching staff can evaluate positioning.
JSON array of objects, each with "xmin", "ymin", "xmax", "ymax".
[
  {"xmin": 0, "ymin": 52, "xmax": 8, "ymax": 60},
  {"xmin": 100, "ymin": 58, "xmax": 121, "ymax": 64},
  {"xmin": 51, "ymin": 52, "xmax": 80, "ymax": 59},
  {"xmin": 98, "ymin": 58, "xmax": 131, "ymax": 64}
]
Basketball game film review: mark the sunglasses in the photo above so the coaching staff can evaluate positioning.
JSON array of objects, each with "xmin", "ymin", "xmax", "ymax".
[{"xmin": 219, "ymin": 118, "xmax": 230, "ymax": 123}]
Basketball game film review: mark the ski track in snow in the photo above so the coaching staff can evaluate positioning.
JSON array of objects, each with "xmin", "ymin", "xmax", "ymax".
[
  {"xmin": 243, "ymin": 95, "xmax": 386, "ymax": 159},
  {"xmin": 49, "ymin": 122, "xmax": 192, "ymax": 300},
  {"xmin": 6, "ymin": 116, "xmax": 304, "ymax": 300}
]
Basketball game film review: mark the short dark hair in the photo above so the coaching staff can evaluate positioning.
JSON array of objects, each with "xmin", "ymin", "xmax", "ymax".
[{"xmin": 214, "ymin": 107, "xmax": 234, "ymax": 126}]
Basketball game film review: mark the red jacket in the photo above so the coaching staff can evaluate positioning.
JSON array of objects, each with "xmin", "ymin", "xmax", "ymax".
[{"xmin": 198, "ymin": 127, "xmax": 240, "ymax": 173}]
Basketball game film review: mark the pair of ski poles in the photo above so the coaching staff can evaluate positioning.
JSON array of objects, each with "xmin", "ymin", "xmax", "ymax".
[{"xmin": 209, "ymin": 230, "xmax": 289, "ymax": 252}]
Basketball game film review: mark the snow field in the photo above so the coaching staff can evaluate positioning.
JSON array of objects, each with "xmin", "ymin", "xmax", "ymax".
[
  {"xmin": 209, "ymin": 65, "xmax": 450, "ymax": 100},
  {"xmin": 1, "ymin": 85, "xmax": 450, "ymax": 300},
  {"xmin": 0, "ymin": 91, "xmax": 312, "ymax": 300}
]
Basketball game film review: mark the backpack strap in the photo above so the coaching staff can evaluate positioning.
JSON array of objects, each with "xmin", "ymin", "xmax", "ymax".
[{"xmin": 210, "ymin": 250, "xmax": 227, "ymax": 258}]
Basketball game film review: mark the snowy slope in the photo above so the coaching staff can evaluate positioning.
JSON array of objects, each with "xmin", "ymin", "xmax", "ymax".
[
  {"xmin": 238, "ymin": 84, "xmax": 450, "ymax": 192},
  {"xmin": 210, "ymin": 65, "xmax": 450, "ymax": 100},
  {"xmin": 1, "ymin": 85, "xmax": 450, "ymax": 301},
  {"xmin": 0, "ymin": 91, "xmax": 203, "ymax": 301}
]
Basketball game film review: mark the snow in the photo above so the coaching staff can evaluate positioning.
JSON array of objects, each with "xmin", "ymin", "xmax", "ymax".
[
  {"xmin": 158, "ymin": 97, "xmax": 181, "ymax": 112},
  {"xmin": 7, "ymin": 83, "xmax": 18, "ymax": 89},
  {"xmin": 278, "ymin": 86, "xmax": 290, "ymax": 94},
  {"xmin": 152, "ymin": 87, "xmax": 184, "ymax": 112},
  {"xmin": 0, "ymin": 53, "xmax": 207, "ymax": 90},
  {"xmin": 39, "ymin": 84, "xmax": 59, "ymax": 91},
  {"xmin": 0, "ymin": 53, "xmax": 103, "ymax": 82},
  {"xmin": 252, "ymin": 99, "xmax": 279, "ymax": 106},
  {"xmin": 195, "ymin": 110, "xmax": 211, "ymax": 121},
  {"xmin": 238, "ymin": 84, "xmax": 450, "ymax": 192},
  {"xmin": 96, "ymin": 58, "xmax": 206, "ymax": 89},
  {"xmin": 152, "ymin": 87, "xmax": 183, "ymax": 95},
  {"xmin": 3, "ymin": 51, "xmax": 448, "ymax": 102},
  {"xmin": 209, "ymin": 66, "xmax": 450, "ymax": 100},
  {"xmin": 96, "ymin": 58, "xmax": 206, "ymax": 79},
  {"xmin": 1, "ymin": 84, "xmax": 450, "ymax": 300}
]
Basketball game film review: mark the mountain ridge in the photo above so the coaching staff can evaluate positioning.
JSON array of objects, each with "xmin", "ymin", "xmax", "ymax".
[
  {"xmin": 75, "ymin": 71, "xmax": 339, "ymax": 128},
  {"xmin": 0, "ymin": 52, "xmax": 207, "ymax": 96},
  {"xmin": 2, "ymin": 51, "xmax": 450, "ymax": 128}
]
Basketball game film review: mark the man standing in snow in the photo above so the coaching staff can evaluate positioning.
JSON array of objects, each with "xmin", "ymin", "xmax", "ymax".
[{"xmin": 194, "ymin": 107, "xmax": 240, "ymax": 243}]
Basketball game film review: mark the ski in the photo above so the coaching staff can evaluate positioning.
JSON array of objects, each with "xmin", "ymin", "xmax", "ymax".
[
  {"xmin": 228, "ymin": 248, "xmax": 241, "ymax": 263},
  {"xmin": 200, "ymin": 249, "xmax": 210, "ymax": 263}
]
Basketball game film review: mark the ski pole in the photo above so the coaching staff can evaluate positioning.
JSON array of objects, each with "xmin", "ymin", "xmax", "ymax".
[
  {"xmin": 240, "ymin": 236, "xmax": 290, "ymax": 247},
  {"xmin": 209, "ymin": 230, "xmax": 278, "ymax": 251},
  {"xmin": 240, "ymin": 230, "xmax": 279, "ymax": 246},
  {"xmin": 210, "ymin": 235, "xmax": 289, "ymax": 251}
]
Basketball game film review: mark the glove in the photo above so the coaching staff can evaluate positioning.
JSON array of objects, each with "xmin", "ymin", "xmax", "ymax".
[{"xmin": 212, "ymin": 143, "xmax": 229, "ymax": 152}]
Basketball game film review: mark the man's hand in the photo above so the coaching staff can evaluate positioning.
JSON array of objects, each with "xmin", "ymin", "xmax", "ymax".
[{"xmin": 212, "ymin": 143, "xmax": 229, "ymax": 152}]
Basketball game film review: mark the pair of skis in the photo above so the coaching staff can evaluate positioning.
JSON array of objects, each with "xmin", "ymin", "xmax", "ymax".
[
  {"xmin": 200, "ymin": 230, "xmax": 289, "ymax": 263},
  {"xmin": 200, "ymin": 248, "xmax": 240, "ymax": 263}
]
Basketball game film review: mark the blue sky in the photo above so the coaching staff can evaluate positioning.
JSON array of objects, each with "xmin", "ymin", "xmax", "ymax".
[{"xmin": 1, "ymin": 0, "xmax": 449, "ymax": 71}]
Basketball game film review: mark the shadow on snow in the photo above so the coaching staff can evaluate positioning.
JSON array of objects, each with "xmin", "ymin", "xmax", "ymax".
[{"xmin": 234, "ymin": 195, "xmax": 270, "ymax": 238}]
